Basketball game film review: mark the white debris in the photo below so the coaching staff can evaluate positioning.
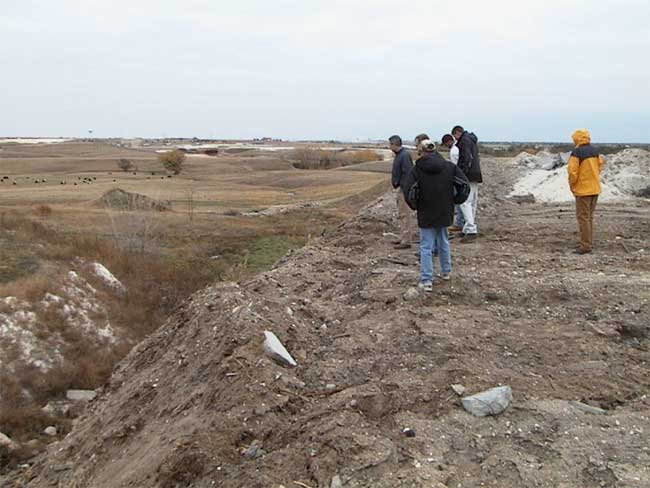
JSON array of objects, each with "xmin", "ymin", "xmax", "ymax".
[
  {"xmin": 509, "ymin": 148, "xmax": 650, "ymax": 203},
  {"xmin": 263, "ymin": 331, "xmax": 297, "ymax": 367},
  {"xmin": 43, "ymin": 426, "xmax": 57, "ymax": 436},
  {"xmin": 66, "ymin": 389, "xmax": 97, "ymax": 402},
  {"xmin": 1, "ymin": 269, "xmax": 116, "ymax": 378},
  {"xmin": 451, "ymin": 384, "xmax": 467, "ymax": 396},
  {"xmin": 514, "ymin": 151, "xmax": 568, "ymax": 170},
  {"xmin": 42, "ymin": 293, "xmax": 64, "ymax": 305},
  {"xmin": 90, "ymin": 262, "xmax": 126, "ymax": 293}
]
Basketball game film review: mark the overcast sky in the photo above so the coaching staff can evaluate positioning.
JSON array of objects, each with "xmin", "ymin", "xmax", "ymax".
[{"xmin": 1, "ymin": 0, "xmax": 648, "ymax": 142}]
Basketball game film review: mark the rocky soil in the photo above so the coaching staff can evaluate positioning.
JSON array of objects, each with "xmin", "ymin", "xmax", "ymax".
[{"xmin": 2, "ymin": 157, "xmax": 650, "ymax": 487}]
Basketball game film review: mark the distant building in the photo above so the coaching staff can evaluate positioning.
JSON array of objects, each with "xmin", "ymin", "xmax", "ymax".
[{"xmin": 120, "ymin": 138, "xmax": 144, "ymax": 148}]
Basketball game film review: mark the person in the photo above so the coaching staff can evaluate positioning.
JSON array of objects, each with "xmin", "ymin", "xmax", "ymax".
[
  {"xmin": 452, "ymin": 125, "xmax": 482, "ymax": 243},
  {"xmin": 413, "ymin": 133, "xmax": 436, "ymax": 256},
  {"xmin": 567, "ymin": 129, "xmax": 604, "ymax": 254},
  {"xmin": 442, "ymin": 134, "xmax": 459, "ymax": 164},
  {"xmin": 403, "ymin": 139, "xmax": 470, "ymax": 291},
  {"xmin": 389, "ymin": 135, "xmax": 415, "ymax": 249},
  {"xmin": 414, "ymin": 133, "xmax": 430, "ymax": 154},
  {"xmin": 442, "ymin": 133, "xmax": 463, "ymax": 231}
]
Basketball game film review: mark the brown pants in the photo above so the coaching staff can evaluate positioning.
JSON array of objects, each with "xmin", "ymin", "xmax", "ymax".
[
  {"xmin": 575, "ymin": 195, "xmax": 598, "ymax": 251},
  {"xmin": 396, "ymin": 190, "xmax": 416, "ymax": 244}
]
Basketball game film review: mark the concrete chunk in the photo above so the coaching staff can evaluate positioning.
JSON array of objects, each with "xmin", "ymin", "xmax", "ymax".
[
  {"xmin": 569, "ymin": 400, "xmax": 607, "ymax": 415},
  {"xmin": 451, "ymin": 384, "xmax": 466, "ymax": 396},
  {"xmin": 331, "ymin": 475, "xmax": 343, "ymax": 488},
  {"xmin": 66, "ymin": 389, "xmax": 97, "ymax": 402},
  {"xmin": 462, "ymin": 386, "xmax": 512, "ymax": 417},
  {"xmin": 263, "ymin": 331, "xmax": 297, "ymax": 367}
]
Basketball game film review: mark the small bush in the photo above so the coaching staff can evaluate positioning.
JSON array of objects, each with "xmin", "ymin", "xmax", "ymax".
[
  {"xmin": 291, "ymin": 147, "xmax": 381, "ymax": 170},
  {"xmin": 158, "ymin": 150, "xmax": 186, "ymax": 174},
  {"xmin": 117, "ymin": 158, "xmax": 134, "ymax": 172},
  {"xmin": 35, "ymin": 205, "xmax": 52, "ymax": 219}
]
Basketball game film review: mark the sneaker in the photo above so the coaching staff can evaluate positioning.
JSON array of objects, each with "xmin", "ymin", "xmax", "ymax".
[
  {"xmin": 393, "ymin": 243, "xmax": 412, "ymax": 250},
  {"xmin": 441, "ymin": 273, "xmax": 451, "ymax": 281},
  {"xmin": 574, "ymin": 248, "xmax": 592, "ymax": 255},
  {"xmin": 418, "ymin": 281, "xmax": 433, "ymax": 292},
  {"xmin": 448, "ymin": 225, "xmax": 463, "ymax": 232},
  {"xmin": 460, "ymin": 234, "xmax": 477, "ymax": 243}
]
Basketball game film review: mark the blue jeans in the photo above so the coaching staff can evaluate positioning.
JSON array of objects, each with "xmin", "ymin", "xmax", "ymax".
[
  {"xmin": 420, "ymin": 227, "xmax": 451, "ymax": 283},
  {"xmin": 455, "ymin": 205, "xmax": 464, "ymax": 228}
]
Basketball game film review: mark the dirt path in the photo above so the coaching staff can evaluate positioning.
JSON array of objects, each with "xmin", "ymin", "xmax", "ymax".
[{"xmin": 4, "ymin": 158, "xmax": 650, "ymax": 487}]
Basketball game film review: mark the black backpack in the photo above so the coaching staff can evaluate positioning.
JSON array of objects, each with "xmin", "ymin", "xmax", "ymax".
[
  {"xmin": 406, "ymin": 180, "xmax": 419, "ymax": 210},
  {"xmin": 453, "ymin": 173, "xmax": 471, "ymax": 204},
  {"xmin": 405, "ymin": 167, "xmax": 420, "ymax": 211},
  {"xmin": 407, "ymin": 165, "xmax": 469, "ymax": 209}
]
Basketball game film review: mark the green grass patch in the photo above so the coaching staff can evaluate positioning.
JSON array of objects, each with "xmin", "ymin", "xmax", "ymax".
[{"xmin": 245, "ymin": 235, "xmax": 305, "ymax": 272}]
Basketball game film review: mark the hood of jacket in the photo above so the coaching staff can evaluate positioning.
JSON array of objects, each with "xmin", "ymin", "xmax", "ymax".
[
  {"xmin": 416, "ymin": 153, "xmax": 446, "ymax": 174},
  {"xmin": 467, "ymin": 132, "xmax": 478, "ymax": 144},
  {"xmin": 572, "ymin": 129, "xmax": 591, "ymax": 147}
]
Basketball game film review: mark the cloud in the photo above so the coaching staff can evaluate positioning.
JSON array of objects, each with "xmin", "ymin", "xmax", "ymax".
[{"xmin": 1, "ymin": 0, "xmax": 648, "ymax": 141}]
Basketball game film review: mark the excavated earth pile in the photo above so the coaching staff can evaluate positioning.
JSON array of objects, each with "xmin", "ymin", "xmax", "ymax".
[
  {"xmin": 93, "ymin": 188, "xmax": 171, "ymax": 212},
  {"xmin": 4, "ymin": 158, "xmax": 650, "ymax": 487}
]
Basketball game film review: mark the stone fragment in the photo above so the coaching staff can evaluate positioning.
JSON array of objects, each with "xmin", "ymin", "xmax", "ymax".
[
  {"xmin": 451, "ymin": 384, "xmax": 466, "ymax": 396},
  {"xmin": 403, "ymin": 287, "xmax": 420, "ymax": 301},
  {"xmin": 66, "ymin": 389, "xmax": 97, "ymax": 402},
  {"xmin": 241, "ymin": 440, "xmax": 266, "ymax": 459},
  {"xmin": 263, "ymin": 331, "xmax": 297, "ymax": 367},
  {"xmin": 462, "ymin": 386, "xmax": 512, "ymax": 417},
  {"xmin": 44, "ymin": 426, "xmax": 57, "ymax": 436},
  {"xmin": 402, "ymin": 427, "xmax": 416, "ymax": 437},
  {"xmin": 569, "ymin": 400, "xmax": 607, "ymax": 415},
  {"xmin": 331, "ymin": 475, "xmax": 343, "ymax": 488}
]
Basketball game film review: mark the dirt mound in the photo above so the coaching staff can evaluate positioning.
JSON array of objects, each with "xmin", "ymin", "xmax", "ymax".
[
  {"xmin": 93, "ymin": 188, "xmax": 171, "ymax": 211},
  {"xmin": 602, "ymin": 148, "xmax": 650, "ymax": 197},
  {"xmin": 5, "ymin": 161, "xmax": 650, "ymax": 487}
]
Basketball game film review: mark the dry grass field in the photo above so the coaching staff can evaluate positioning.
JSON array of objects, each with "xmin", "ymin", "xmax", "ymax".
[{"xmin": 0, "ymin": 141, "xmax": 389, "ymax": 459}]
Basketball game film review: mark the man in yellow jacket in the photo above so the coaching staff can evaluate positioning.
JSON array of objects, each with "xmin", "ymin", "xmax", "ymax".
[{"xmin": 567, "ymin": 129, "xmax": 605, "ymax": 254}]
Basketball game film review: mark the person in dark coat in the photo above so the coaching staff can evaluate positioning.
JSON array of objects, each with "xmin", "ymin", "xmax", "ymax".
[
  {"xmin": 452, "ymin": 125, "xmax": 482, "ymax": 243},
  {"xmin": 403, "ymin": 139, "xmax": 469, "ymax": 291},
  {"xmin": 389, "ymin": 135, "xmax": 416, "ymax": 249}
]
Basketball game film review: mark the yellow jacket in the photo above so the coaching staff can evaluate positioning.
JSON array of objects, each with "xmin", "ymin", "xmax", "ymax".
[{"xmin": 567, "ymin": 129, "xmax": 604, "ymax": 196}]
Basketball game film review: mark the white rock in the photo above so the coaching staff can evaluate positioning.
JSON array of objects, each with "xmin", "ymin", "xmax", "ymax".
[
  {"xmin": 263, "ymin": 331, "xmax": 297, "ymax": 367},
  {"xmin": 451, "ymin": 384, "xmax": 466, "ymax": 396},
  {"xmin": 403, "ymin": 287, "xmax": 420, "ymax": 301},
  {"xmin": 90, "ymin": 263, "xmax": 126, "ymax": 292},
  {"xmin": 42, "ymin": 401, "xmax": 71, "ymax": 416},
  {"xmin": 44, "ymin": 426, "xmax": 57, "ymax": 436},
  {"xmin": 331, "ymin": 475, "xmax": 343, "ymax": 488},
  {"xmin": 66, "ymin": 389, "xmax": 97, "ymax": 402},
  {"xmin": 462, "ymin": 386, "xmax": 513, "ymax": 417}
]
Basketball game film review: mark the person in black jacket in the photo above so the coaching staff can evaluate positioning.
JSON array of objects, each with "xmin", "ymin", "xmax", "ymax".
[
  {"xmin": 403, "ymin": 139, "xmax": 469, "ymax": 291},
  {"xmin": 452, "ymin": 125, "xmax": 483, "ymax": 243},
  {"xmin": 389, "ymin": 135, "xmax": 415, "ymax": 249}
]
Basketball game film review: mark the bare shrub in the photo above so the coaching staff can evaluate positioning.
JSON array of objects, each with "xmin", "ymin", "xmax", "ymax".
[
  {"xmin": 345, "ymin": 149, "xmax": 382, "ymax": 164},
  {"xmin": 0, "ymin": 272, "xmax": 56, "ymax": 303},
  {"xmin": 158, "ymin": 149, "xmax": 186, "ymax": 174},
  {"xmin": 117, "ymin": 158, "xmax": 134, "ymax": 172},
  {"xmin": 291, "ymin": 147, "xmax": 381, "ymax": 170},
  {"xmin": 34, "ymin": 205, "xmax": 52, "ymax": 220}
]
